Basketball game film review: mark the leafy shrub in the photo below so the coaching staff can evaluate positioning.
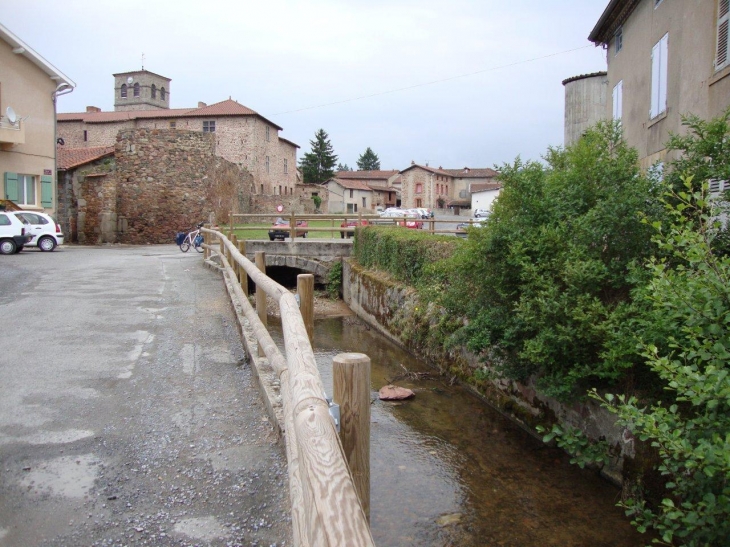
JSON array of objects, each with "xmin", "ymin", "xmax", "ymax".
[{"xmin": 439, "ymin": 121, "xmax": 664, "ymax": 400}]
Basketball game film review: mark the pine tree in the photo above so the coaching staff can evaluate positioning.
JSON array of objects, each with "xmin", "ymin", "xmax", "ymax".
[
  {"xmin": 337, "ymin": 163, "xmax": 353, "ymax": 172},
  {"xmin": 299, "ymin": 129, "xmax": 338, "ymax": 184},
  {"xmin": 356, "ymin": 147, "xmax": 380, "ymax": 171}
]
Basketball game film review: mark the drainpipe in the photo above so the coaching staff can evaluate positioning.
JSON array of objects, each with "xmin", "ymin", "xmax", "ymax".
[{"xmin": 52, "ymin": 83, "xmax": 73, "ymax": 217}]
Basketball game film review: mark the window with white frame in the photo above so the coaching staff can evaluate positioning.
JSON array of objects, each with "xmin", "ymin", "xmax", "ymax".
[
  {"xmin": 4, "ymin": 173, "xmax": 36, "ymax": 205},
  {"xmin": 717, "ymin": 0, "xmax": 729, "ymax": 71},
  {"xmin": 612, "ymin": 80, "xmax": 623, "ymax": 121},
  {"xmin": 614, "ymin": 26, "xmax": 623, "ymax": 55},
  {"xmin": 650, "ymin": 33, "xmax": 669, "ymax": 119}
]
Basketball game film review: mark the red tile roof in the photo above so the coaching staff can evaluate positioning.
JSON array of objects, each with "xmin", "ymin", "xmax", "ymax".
[
  {"xmin": 470, "ymin": 182, "xmax": 502, "ymax": 192},
  {"xmin": 57, "ymin": 146, "xmax": 115, "ymax": 170},
  {"xmin": 335, "ymin": 170, "xmax": 399, "ymax": 180},
  {"xmin": 58, "ymin": 99, "xmax": 283, "ymax": 130},
  {"xmin": 330, "ymin": 178, "xmax": 372, "ymax": 191},
  {"xmin": 399, "ymin": 164, "xmax": 452, "ymax": 177},
  {"xmin": 278, "ymin": 136, "xmax": 300, "ymax": 149},
  {"xmin": 443, "ymin": 167, "xmax": 499, "ymax": 179}
]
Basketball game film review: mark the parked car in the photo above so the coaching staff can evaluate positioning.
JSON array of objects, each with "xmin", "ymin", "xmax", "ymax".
[
  {"xmin": 456, "ymin": 218, "xmax": 484, "ymax": 237},
  {"xmin": 398, "ymin": 211, "xmax": 424, "ymax": 229},
  {"xmin": 340, "ymin": 219, "xmax": 369, "ymax": 239},
  {"xmin": 473, "ymin": 208, "xmax": 491, "ymax": 218},
  {"xmin": 268, "ymin": 217, "xmax": 308, "ymax": 241},
  {"xmin": 0, "ymin": 211, "xmax": 32, "ymax": 254},
  {"xmin": 12, "ymin": 211, "xmax": 64, "ymax": 251},
  {"xmin": 413, "ymin": 207, "xmax": 434, "ymax": 219}
]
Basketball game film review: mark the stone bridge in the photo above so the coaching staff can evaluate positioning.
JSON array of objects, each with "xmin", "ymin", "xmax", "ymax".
[{"xmin": 242, "ymin": 239, "xmax": 353, "ymax": 283}]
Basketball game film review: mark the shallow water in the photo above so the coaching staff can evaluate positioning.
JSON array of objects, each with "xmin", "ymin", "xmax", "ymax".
[{"xmin": 270, "ymin": 315, "xmax": 646, "ymax": 547}]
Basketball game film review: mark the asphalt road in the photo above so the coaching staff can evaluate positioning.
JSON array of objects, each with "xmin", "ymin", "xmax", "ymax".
[{"xmin": 0, "ymin": 245, "xmax": 291, "ymax": 547}]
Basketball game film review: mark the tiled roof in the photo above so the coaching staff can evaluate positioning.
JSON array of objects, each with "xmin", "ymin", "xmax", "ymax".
[
  {"xmin": 447, "ymin": 199, "xmax": 471, "ymax": 207},
  {"xmin": 335, "ymin": 170, "xmax": 399, "ymax": 180},
  {"xmin": 562, "ymin": 72, "xmax": 608, "ymax": 86},
  {"xmin": 57, "ymin": 146, "xmax": 115, "ymax": 170},
  {"xmin": 279, "ymin": 136, "xmax": 300, "ymax": 149},
  {"xmin": 58, "ymin": 99, "xmax": 283, "ymax": 130},
  {"xmin": 443, "ymin": 168, "xmax": 499, "ymax": 179},
  {"xmin": 399, "ymin": 164, "xmax": 451, "ymax": 177},
  {"xmin": 330, "ymin": 178, "xmax": 372, "ymax": 191},
  {"xmin": 470, "ymin": 182, "xmax": 502, "ymax": 192}
]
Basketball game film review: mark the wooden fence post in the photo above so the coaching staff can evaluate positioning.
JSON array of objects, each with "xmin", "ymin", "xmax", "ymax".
[
  {"xmin": 333, "ymin": 352, "xmax": 371, "ymax": 522},
  {"xmin": 228, "ymin": 211, "xmax": 233, "ymax": 242},
  {"xmin": 297, "ymin": 274, "xmax": 314, "ymax": 344},
  {"xmin": 238, "ymin": 240, "xmax": 248, "ymax": 295},
  {"xmin": 255, "ymin": 251, "xmax": 267, "ymax": 357}
]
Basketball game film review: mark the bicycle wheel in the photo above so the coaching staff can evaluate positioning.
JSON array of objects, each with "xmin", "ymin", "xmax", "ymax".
[
  {"xmin": 194, "ymin": 240, "xmax": 204, "ymax": 253},
  {"xmin": 180, "ymin": 238, "xmax": 191, "ymax": 252}
]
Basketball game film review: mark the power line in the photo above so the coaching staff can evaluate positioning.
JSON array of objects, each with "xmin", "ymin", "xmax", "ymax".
[{"xmin": 273, "ymin": 44, "xmax": 594, "ymax": 116}]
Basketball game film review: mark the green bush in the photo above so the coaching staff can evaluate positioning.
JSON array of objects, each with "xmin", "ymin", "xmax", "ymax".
[{"xmin": 438, "ymin": 121, "xmax": 664, "ymax": 400}]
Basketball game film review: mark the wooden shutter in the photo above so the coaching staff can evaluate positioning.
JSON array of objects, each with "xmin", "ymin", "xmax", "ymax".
[
  {"xmin": 4, "ymin": 172, "xmax": 19, "ymax": 202},
  {"xmin": 41, "ymin": 175, "xmax": 53, "ymax": 208},
  {"xmin": 612, "ymin": 80, "xmax": 623, "ymax": 120},
  {"xmin": 650, "ymin": 34, "xmax": 668, "ymax": 118},
  {"xmin": 718, "ymin": 0, "xmax": 730, "ymax": 69}
]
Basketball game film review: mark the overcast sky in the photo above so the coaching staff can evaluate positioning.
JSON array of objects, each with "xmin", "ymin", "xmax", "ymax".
[{"xmin": 3, "ymin": 0, "xmax": 610, "ymax": 170}]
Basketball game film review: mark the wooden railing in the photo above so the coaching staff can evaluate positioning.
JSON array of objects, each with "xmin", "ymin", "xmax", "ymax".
[
  {"xmin": 201, "ymin": 225, "xmax": 376, "ymax": 547},
  {"xmin": 226, "ymin": 212, "xmax": 474, "ymax": 238}
]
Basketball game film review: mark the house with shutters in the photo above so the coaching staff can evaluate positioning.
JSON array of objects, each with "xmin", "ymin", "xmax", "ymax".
[
  {"xmin": 588, "ymin": 0, "xmax": 730, "ymax": 169},
  {"xmin": 57, "ymin": 70, "xmax": 299, "ymax": 199},
  {"xmin": 399, "ymin": 163, "xmax": 499, "ymax": 213},
  {"xmin": 1, "ymin": 23, "xmax": 75, "ymax": 215},
  {"xmin": 333, "ymin": 170, "xmax": 400, "ymax": 211}
]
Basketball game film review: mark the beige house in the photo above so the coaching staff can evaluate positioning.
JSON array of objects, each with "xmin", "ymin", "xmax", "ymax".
[
  {"xmin": 334, "ymin": 170, "xmax": 400, "ymax": 210},
  {"xmin": 325, "ymin": 178, "xmax": 373, "ymax": 214},
  {"xmin": 57, "ymin": 70, "xmax": 298, "ymax": 197},
  {"xmin": 399, "ymin": 163, "xmax": 499, "ymax": 213},
  {"xmin": 589, "ymin": 0, "xmax": 730, "ymax": 168},
  {"xmin": 1, "ymin": 23, "xmax": 74, "ymax": 215}
]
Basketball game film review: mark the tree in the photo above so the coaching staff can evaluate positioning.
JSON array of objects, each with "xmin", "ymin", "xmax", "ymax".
[
  {"xmin": 337, "ymin": 163, "xmax": 353, "ymax": 172},
  {"xmin": 440, "ymin": 121, "xmax": 664, "ymax": 400},
  {"xmin": 356, "ymin": 147, "xmax": 380, "ymax": 171},
  {"xmin": 299, "ymin": 129, "xmax": 338, "ymax": 184}
]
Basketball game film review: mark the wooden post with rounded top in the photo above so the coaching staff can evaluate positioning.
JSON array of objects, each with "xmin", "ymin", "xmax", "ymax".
[
  {"xmin": 203, "ymin": 223, "xmax": 210, "ymax": 260},
  {"xmin": 255, "ymin": 251, "xmax": 267, "ymax": 357},
  {"xmin": 297, "ymin": 274, "xmax": 314, "ymax": 344},
  {"xmin": 237, "ymin": 239, "xmax": 248, "ymax": 295},
  {"xmin": 333, "ymin": 352, "xmax": 371, "ymax": 522}
]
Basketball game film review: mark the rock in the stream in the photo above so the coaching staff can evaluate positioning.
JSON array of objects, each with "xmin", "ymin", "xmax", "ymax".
[{"xmin": 379, "ymin": 385, "xmax": 415, "ymax": 400}]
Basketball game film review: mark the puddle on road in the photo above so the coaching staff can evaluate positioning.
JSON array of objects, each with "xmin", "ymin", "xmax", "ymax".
[
  {"xmin": 20, "ymin": 453, "xmax": 100, "ymax": 499},
  {"xmin": 269, "ymin": 316, "xmax": 646, "ymax": 547}
]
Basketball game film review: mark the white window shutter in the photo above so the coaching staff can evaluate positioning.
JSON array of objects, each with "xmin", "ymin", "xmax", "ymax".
[
  {"xmin": 658, "ymin": 34, "xmax": 668, "ymax": 115},
  {"xmin": 718, "ymin": 0, "xmax": 730, "ymax": 70},
  {"xmin": 651, "ymin": 42, "xmax": 660, "ymax": 118},
  {"xmin": 613, "ymin": 80, "xmax": 623, "ymax": 120}
]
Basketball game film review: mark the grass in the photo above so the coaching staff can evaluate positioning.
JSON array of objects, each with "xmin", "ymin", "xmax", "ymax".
[{"xmin": 229, "ymin": 219, "xmax": 356, "ymax": 240}]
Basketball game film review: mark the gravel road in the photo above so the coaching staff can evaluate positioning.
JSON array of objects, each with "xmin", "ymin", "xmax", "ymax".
[{"xmin": 0, "ymin": 245, "xmax": 291, "ymax": 547}]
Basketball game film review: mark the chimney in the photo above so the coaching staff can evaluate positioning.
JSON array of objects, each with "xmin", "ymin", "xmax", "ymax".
[
  {"xmin": 86, "ymin": 106, "xmax": 101, "ymax": 113},
  {"xmin": 198, "ymin": 101, "xmax": 207, "ymax": 108},
  {"xmin": 411, "ymin": 160, "xmax": 415, "ymax": 165}
]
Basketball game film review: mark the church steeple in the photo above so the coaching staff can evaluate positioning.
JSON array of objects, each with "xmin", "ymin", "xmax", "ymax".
[{"xmin": 113, "ymin": 69, "xmax": 171, "ymax": 112}]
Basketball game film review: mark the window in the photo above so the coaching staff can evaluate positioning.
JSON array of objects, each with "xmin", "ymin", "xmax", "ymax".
[
  {"xmin": 169, "ymin": 121, "xmax": 176, "ymax": 129},
  {"xmin": 266, "ymin": 156, "xmax": 270, "ymax": 173},
  {"xmin": 120, "ymin": 84, "xmax": 127, "ymax": 98},
  {"xmin": 416, "ymin": 198, "xmax": 422, "ymax": 207},
  {"xmin": 260, "ymin": 184, "xmax": 264, "ymax": 194},
  {"xmin": 133, "ymin": 82, "xmax": 140, "ymax": 98},
  {"xmin": 362, "ymin": 197, "xmax": 367, "ymax": 208},
  {"xmin": 4, "ymin": 173, "xmax": 36, "ymax": 205},
  {"xmin": 349, "ymin": 189, "xmax": 354, "ymax": 198},
  {"xmin": 266, "ymin": 126, "xmax": 270, "ymax": 142},
  {"xmin": 83, "ymin": 130, "xmax": 88, "ymax": 142},
  {"xmin": 279, "ymin": 185, "xmax": 282, "ymax": 195},
  {"xmin": 151, "ymin": 84, "xmax": 157, "ymax": 99},
  {"xmin": 203, "ymin": 120, "xmax": 215, "ymax": 133},
  {"xmin": 651, "ymin": 33, "xmax": 669, "ymax": 119},
  {"xmin": 614, "ymin": 26, "xmax": 623, "ymax": 55},
  {"xmin": 416, "ymin": 183, "xmax": 423, "ymax": 194},
  {"xmin": 613, "ymin": 80, "xmax": 623, "ymax": 121},
  {"xmin": 717, "ymin": 0, "xmax": 729, "ymax": 71},
  {"xmin": 161, "ymin": 87, "xmax": 166, "ymax": 101},
  {"xmin": 284, "ymin": 159, "xmax": 288, "ymax": 174}
]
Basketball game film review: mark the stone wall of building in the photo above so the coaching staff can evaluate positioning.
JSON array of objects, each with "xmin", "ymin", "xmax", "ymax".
[{"xmin": 113, "ymin": 128, "xmax": 251, "ymax": 244}]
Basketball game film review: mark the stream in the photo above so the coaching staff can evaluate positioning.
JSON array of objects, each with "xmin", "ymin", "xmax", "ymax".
[{"xmin": 269, "ymin": 313, "xmax": 646, "ymax": 547}]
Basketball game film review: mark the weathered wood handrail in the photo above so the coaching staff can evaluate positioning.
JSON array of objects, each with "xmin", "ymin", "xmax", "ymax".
[{"xmin": 201, "ymin": 227, "xmax": 375, "ymax": 547}]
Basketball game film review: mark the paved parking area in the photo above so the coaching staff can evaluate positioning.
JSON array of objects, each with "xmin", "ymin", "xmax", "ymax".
[{"xmin": 0, "ymin": 245, "xmax": 291, "ymax": 546}]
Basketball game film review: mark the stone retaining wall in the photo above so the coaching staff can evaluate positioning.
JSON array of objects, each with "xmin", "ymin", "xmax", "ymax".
[{"xmin": 342, "ymin": 258, "xmax": 634, "ymax": 485}]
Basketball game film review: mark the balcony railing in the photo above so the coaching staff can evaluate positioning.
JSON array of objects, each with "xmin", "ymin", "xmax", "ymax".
[{"xmin": 0, "ymin": 116, "xmax": 25, "ymax": 145}]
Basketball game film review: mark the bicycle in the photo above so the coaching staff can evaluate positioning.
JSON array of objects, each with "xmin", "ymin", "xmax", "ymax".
[{"xmin": 177, "ymin": 222, "xmax": 204, "ymax": 253}]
